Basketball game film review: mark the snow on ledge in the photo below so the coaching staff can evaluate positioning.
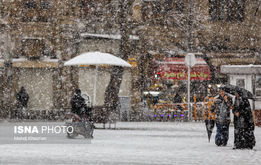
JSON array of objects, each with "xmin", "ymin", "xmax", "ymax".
[
  {"xmin": 10, "ymin": 58, "xmax": 59, "ymax": 63},
  {"xmin": 221, "ymin": 65, "xmax": 261, "ymax": 74},
  {"xmin": 0, "ymin": 58, "xmax": 59, "ymax": 68},
  {"xmin": 222, "ymin": 64, "xmax": 261, "ymax": 68},
  {"xmin": 80, "ymin": 33, "xmax": 139, "ymax": 40}
]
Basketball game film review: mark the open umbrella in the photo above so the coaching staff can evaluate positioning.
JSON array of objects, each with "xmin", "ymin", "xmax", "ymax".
[
  {"xmin": 64, "ymin": 51, "xmax": 132, "ymax": 105},
  {"xmin": 220, "ymin": 84, "xmax": 254, "ymax": 100}
]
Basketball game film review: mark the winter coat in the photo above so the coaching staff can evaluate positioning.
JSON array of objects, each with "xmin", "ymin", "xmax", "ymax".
[
  {"xmin": 16, "ymin": 88, "xmax": 29, "ymax": 108},
  {"xmin": 233, "ymin": 97, "xmax": 255, "ymax": 129},
  {"xmin": 70, "ymin": 93, "xmax": 86, "ymax": 117},
  {"xmin": 173, "ymin": 93, "xmax": 184, "ymax": 111},
  {"xmin": 211, "ymin": 95, "xmax": 232, "ymax": 124},
  {"xmin": 233, "ymin": 97, "xmax": 256, "ymax": 149},
  {"xmin": 173, "ymin": 94, "xmax": 182, "ymax": 103}
]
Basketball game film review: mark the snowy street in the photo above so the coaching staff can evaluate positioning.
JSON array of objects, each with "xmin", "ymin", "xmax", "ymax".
[{"xmin": 0, "ymin": 121, "xmax": 260, "ymax": 165}]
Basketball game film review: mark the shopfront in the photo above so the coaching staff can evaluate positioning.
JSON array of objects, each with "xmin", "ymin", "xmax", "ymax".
[
  {"xmin": 145, "ymin": 57, "xmax": 211, "ymax": 121},
  {"xmin": 150, "ymin": 57, "xmax": 211, "ymax": 102}
]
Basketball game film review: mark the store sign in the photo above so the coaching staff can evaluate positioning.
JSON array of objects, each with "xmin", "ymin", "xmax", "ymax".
[
  {"xmin": 160, "ymin": 71, "xmax": 210, "ymax": 80},
  {"xmin": 154, "ymin": 57, "xmax": 211, "ymax": 81}
]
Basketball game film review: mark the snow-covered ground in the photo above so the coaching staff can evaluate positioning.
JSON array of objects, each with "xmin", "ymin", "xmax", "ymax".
[{"xmin": 0, "ymin": 121, "xmax": 260, "ymax": 165}]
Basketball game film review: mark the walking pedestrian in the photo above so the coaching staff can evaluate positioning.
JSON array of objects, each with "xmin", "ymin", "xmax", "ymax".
[
  {"xmin": 211, "ymin": 87, "xmax": 233, "ymax": 146},
  {"xmin": 233, "ymin": 91, "xmax": 256, "ymax": 149}
]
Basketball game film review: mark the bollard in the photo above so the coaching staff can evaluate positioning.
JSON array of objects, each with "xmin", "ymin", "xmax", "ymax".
[
  {"xmin": 183, "ymin": 110, "xmax": 189, "ymax": 122},
  {"xmin": 173, "ymin": 111, "xmax": 177, "ymax": 121},
  {"xmin": 180, "ymin": 111, "xmax": 184, "ymax": 122}
]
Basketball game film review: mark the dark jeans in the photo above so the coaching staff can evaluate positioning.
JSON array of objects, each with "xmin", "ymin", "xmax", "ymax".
[{"xmin": 215, "ymin": 123, "xmax": 230, "ymax": 146}]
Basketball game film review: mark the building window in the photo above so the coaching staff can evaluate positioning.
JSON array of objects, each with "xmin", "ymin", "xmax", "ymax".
[
  {"xmin": 227, "ymin": 0, "xmax": 245, "ymax": 21},
  {"xmin": 40, "ymin": 0, "xmax": 51, "ymax": 10},
  {"xmin": 152, "ymin": 1, "xmax": 161, "ymax": 14},
  {"xmin": 25, "ymin": 0, "xmax": 37, "ymax": 9},
  {"xmin": 164, "ymin": 0, "xmax": 173, "ymax": 12},
  {"xmin": 236, "ymin": 79, "xmax": 245, "ymax": 89},
  {"xmin": 164, "ymin": 0, "xmax": 184, "ymax": 13},
  {"xmin": 256, "ymin": 75, "xmax": 261, "ymax": 97},
  {"xmin": 22, "ymin": 39, "xmax": 44, "ymax": 60},
  {"xmin": 79, "ymin": 0, "xmax": 89, "ymax": 18},
  {"xmin": 209, "ymin": 0, "xmax": 225, "ymax": 21},
  {"xmin": 209, "ymin": 0, "xmax": 245, "ymax": 22},
  {"xmin": 174, "ymin": 0, "xmax": 184, "ymax": 13},
  {"xmin": 39, "ymin": 0, "xmax": 52, "ymax": 22},
  {"xmin": 22, "ymin": 0, "xmax": 51, "ymax": 22},
  {"xmin": 142, "ymin": 2, "xmax": 151, "ymax": 20}
]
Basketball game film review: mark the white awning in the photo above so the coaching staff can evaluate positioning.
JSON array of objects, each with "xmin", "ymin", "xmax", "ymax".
[{"xmin": 221, "ymin": 65, "xmax": 261, "ymax": 74}]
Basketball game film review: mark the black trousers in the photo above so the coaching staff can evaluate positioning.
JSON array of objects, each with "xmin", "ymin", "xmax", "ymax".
[{"xmin": 234, "ymin": 127, "xmax": 255, "ymax": 149}]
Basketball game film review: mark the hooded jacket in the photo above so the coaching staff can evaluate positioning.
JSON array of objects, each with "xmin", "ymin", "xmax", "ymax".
[{"xmin": 211, "ymin": 94, "xmax": 232, "ymax": 124}]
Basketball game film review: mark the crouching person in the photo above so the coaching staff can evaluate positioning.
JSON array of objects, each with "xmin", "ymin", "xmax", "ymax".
[{"xmin": 211, "ymin": 87, "xmax": 233, "ymax": 146}]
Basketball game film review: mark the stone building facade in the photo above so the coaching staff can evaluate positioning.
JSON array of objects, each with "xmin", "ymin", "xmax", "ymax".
[
  {"xmin": 132, "ymin": 0, "xmax": 261, "ymax": 77},
  {"xmin": 130, "ymin": 0, "xmax": 261, "ymax": 103},
  {"xmin": 0, "ymin": 0, "xmax": 134, "ymax": 118}
]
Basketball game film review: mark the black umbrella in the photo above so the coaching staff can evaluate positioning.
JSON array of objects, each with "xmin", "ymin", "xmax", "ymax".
[
  {"xmin": 204, "ymin": 97, "xmax": 216, "ymax": 142},
  {"xmin": 220, "ymin": 84, "xmax": 255, "ymax": 100},
  {"xmin": 205, "ymin": 118, "xmax": 215, "ymax": 142}
]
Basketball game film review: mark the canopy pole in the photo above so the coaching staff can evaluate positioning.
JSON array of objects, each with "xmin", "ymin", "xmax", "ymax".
[{"xmin": 93, "ymin": 65, "xmax": 98, "ymax": 106}]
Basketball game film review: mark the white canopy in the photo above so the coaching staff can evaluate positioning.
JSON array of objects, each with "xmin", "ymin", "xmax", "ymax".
[
  {"xmin": 64, "ymin": 51, "xmax": 132, "ymax": 67},
  {"xmin": 64, "ymin": 51, "xmax": 132, "ymax": 106}
]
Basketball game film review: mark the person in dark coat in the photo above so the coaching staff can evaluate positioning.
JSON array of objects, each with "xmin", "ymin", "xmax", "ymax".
[
  {"xmin": 16, "ymin": 86, "xmax": 29, "ymax": 109},
  {"xmin": 70, "ymin": 89, "xmax": 87, "ymax": 118},
  {"xmin": 211, "ymin": 88, "xmax": 233, "ymax": 146},
  {"xmin": 233, "ymin": 91, "xmax": 256, "ymax": 149},
  {"xmin": 173, "ymin": 93, "xmax": 184, "ymax": 111},
  {"xmin": 15, "ymin": 86, "xmax": 29, "ymax": 119}
]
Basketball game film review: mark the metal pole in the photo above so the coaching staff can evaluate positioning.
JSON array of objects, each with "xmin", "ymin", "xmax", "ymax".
[
  {"xmin": 188, "ymin": 0, "xmax": 194, "ymax": 51},
  {"xmin": 93, "ymin": 65, "xmax": 98, "ymax": 106},
  {"xmin": 188, "ymin": 66, "xmax": 191, "ymax": 121}
]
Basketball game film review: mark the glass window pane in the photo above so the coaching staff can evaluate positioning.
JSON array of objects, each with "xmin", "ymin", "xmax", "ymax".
[
  {"xmin": 256, "ymin": 75, "xmax": 261, "ymax": 88},
  {"xmin": 236, "ymin": 79, "xmax": 245, "ymax": 88}
]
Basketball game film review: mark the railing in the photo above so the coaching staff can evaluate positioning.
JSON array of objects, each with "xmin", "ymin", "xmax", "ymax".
[
  {"xmin": 146, "ymin": 96, "xmax": 216, "ymax": 122},
  {"xmin": 146, "ymin": 103, "xmax": 188, "ymax": 122},
  {"xmin": 2, "ymin": 96, "xmax": 217, "ymax": 122},
  {"xmin": 8, "ymin": 109, "xmax": 68, "ymax": 121}
]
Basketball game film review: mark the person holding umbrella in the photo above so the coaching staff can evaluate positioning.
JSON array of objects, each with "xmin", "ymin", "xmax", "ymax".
[
  {"xmin": 220, "ymin": 84, "xmax": 256, "ymax": 149},
  {"xmin": 211, "ymin": 87, "xmax": 233, "ymax": 146},
  {"xmin": 233, "ymin": 91, "xmax": 256, "ymax": 149}
]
